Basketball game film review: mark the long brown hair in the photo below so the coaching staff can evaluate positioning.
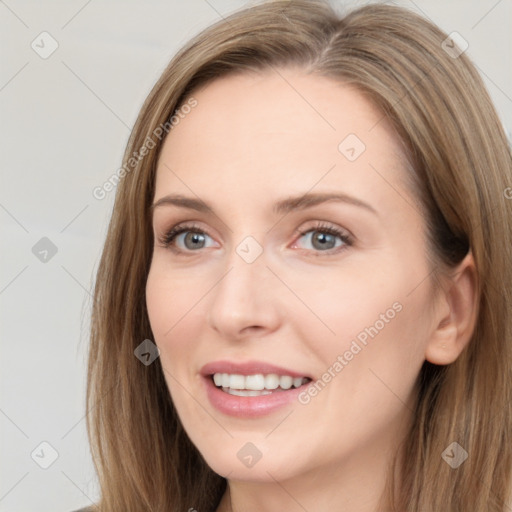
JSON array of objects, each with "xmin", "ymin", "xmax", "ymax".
[{"xmin": 86, "ymin": 1, "xmax": 512, "ymax": 510}]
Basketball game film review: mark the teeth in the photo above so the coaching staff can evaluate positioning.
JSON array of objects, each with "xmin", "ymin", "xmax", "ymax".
[
  {"xmin": 280, "ymin": 375, "xmax": 293, "ymax": 390},
  {"xmin": 212, "ymin": 373, "xmax": 309, "ymax": 392},
  {"xmin": 224, "ymin": 388, "xmax": 273, "ymax": 397},
  {"xmin": 245, "ymin": 374, "xmax": 265, "ymax": 390},
  {"xmin": 230, "ymin": 374, "xmax": 245, "ymax": 389},
  {"xmin": 265, "ymin": 374, "xmax": 280, "ymax": 390},
  {"xmin": 293, "ymin": 377, "xmax": 303, "ymax": 388}
]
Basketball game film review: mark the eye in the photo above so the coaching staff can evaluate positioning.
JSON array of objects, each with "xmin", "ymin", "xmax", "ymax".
[
  {"xmin": 292, "ymin": 222, "xmax": 353, "ymax": 254},
  {"xmin": 157, "ymin": 222, "xmax": 216, "ymax": 253},
  {"xmin": 157, "ymin": 221, "xmax": 353, "ymax": 256}
]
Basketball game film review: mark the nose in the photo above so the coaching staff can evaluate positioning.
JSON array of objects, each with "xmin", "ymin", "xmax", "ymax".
[{"xmin": 206, "ymin": 246, "xmax": 282, "ymax": 341}]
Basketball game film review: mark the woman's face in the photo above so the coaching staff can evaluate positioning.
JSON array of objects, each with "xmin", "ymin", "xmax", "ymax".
[{"xmin": 146, "ymin": 69, "xmax": 440, "ymax": 484}]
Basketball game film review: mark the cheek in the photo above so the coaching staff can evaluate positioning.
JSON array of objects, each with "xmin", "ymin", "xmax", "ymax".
[
  {"xmin": 145, "ymin": 264, "xmax": 199, "ymax": 381},
  {"xmin": 284, "ymin": 280, "xmax": 430, "ymax": 466},
  {"xmin": 284, "ymin": 264, "xmax": 403, "ymax": 347},
  {"xmin": 146, "ymin": 267, "xmax": 174, "ymax": 342},
  {"xmin": 145, "ymin": 260, "xmax": 202, "ymax": 341},
  {"xmin": 146, "ymin": 265, "xmax": 205, "ymax": 412},
  {"xmin": 296, "ymin": 258, "xmax": 431, "ymax": 392}
]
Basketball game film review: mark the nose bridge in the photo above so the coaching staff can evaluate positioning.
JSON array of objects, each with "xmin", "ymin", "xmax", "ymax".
[
  {"xmin": 220, "ymin": 232, "xmax": 270, "ymax": 296},
  {"xmin": 214, "ymin": 240, "xmax": 268, "ymax": 310},
  {"xmin": 207, "ymin": 236, "xmax": 279, "ymax": 337}
]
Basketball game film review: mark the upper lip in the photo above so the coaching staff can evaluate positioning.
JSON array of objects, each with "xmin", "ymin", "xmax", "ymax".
[{"xmin": 201, "ymin": 360, "xmax": 312, "ymax": 379}]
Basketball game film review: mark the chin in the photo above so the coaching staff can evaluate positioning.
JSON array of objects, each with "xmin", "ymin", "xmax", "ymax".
[{"xmin": 198, "ymin": 442, "xmax": 300, "ymax": 482}]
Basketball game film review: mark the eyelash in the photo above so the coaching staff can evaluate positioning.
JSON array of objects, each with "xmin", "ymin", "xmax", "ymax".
[{"xmin": 157, "ymin": 221, "xmax": 353, "ymax": 256}]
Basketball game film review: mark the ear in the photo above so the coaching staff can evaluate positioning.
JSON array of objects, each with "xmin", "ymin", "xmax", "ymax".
[{"xmin": 425, "ymin": 251, "xmax": 479, "ymax": 365}]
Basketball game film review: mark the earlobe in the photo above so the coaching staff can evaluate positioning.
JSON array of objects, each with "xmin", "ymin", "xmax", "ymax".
[
  {"xmin": 425, "ymin": 323, "xmax": 459, "ymax": 365},
  {"xmin": 425, "ymin": 251, "xmax": 479, "ymax": 366}
]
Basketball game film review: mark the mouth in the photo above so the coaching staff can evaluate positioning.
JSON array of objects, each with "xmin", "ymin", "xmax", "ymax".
[
  {"xmin": 200, "ymin": 360, "xmax": 314, "ymax": 417},
  {"xmin": 211, "ymin": 373, "xmax": 312, "ymax": 396}
]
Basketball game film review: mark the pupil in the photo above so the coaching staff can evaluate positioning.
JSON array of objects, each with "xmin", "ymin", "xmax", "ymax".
[
  {"xmin": 314, "ymin": 232, "xmax": 333, "ymax": 249},
  {"xmin": 187, "ymin": 233, "xmax": 204, "ymax": 248}
]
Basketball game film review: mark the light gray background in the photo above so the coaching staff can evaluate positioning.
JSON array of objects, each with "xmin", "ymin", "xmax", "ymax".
[{"xmin": 1, "ymin": 1, "xmax": 510, "ymax": 510}]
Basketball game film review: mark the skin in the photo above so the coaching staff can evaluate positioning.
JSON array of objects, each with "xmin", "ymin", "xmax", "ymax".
[{"xmin": 145, "ymin": 68, "xmax": 477, "ymax": 512}]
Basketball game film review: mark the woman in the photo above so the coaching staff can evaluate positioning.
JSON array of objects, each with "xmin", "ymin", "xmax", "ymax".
[{"xmin": 82, "ymin": 1, "xmax": 512, "ymax": 510}]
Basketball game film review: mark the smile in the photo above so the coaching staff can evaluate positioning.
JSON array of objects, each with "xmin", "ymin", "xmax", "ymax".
[
  {"xmin": 201, "ymin": 361, "xmax": 314, "ymax": 417},
  {"xmin": 212, "ymin": 373, "xmax": 310, "ymax": 396}
]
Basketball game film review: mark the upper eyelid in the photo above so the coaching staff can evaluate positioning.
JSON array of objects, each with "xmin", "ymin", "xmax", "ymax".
[{"xmin": 159, "ymin": 220, "xmax": 348, "ymax": 235}]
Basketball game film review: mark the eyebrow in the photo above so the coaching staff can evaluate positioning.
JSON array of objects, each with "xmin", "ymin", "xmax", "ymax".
[{"xmin": 150, "ymin": 192, "xmax": 378, "ymax": 216}]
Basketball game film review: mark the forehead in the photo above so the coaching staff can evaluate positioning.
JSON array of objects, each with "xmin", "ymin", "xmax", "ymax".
[{"xmin": 155, "ymin": 68, "xmax": 410, "ymax": 212}]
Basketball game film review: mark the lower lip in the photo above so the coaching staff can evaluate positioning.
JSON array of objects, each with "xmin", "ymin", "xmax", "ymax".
[{"xmin": 203, "ymin": 375, "xmax": 308, "ymax": 418}]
